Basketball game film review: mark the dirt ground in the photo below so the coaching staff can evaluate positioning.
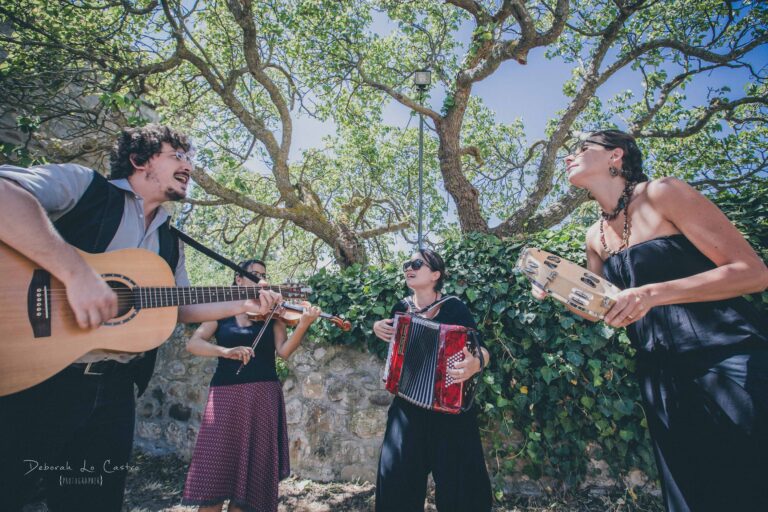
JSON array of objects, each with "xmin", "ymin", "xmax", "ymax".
[{"xmin": 25, "ymin": 451, "xmax": 664, "ymax": 512}]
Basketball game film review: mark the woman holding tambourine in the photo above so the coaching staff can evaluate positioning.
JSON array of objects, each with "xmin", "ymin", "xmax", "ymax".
[{"xmin": 531, "ymin": 129, "xmax": 768, "ymax": 512}]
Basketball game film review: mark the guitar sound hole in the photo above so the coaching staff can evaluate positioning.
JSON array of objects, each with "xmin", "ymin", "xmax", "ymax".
[{"xmin": 107, "ymin": 281, "xmax": 135, "ymax": 318}]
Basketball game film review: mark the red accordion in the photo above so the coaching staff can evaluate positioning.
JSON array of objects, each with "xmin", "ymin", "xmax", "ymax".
[{"xmin": 383, "ymin": 313, "xmax": 482, "ymax": 414}]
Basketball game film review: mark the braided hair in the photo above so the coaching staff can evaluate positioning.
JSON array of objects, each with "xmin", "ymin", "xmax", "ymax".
[{"xmin": 587, "ymin": 130, "xmax": 649, "ymax": 183}]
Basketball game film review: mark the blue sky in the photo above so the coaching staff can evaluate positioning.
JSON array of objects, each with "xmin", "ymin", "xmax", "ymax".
[{"xmin": 286, "ymin": 10, "xmax": 766, "ymax": 162}]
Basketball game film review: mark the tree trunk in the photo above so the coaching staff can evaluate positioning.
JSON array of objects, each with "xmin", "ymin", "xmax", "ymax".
[
  {"xmin": 436, "ymin": 93, "xmax": 489, "ymax": 234},
  {"xmin": 333, "ymin": 223, "xmax": 368, "ymax": 268}
]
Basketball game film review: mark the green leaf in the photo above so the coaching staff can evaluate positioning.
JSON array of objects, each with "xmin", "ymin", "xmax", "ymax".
[{"xmin": 540, "ymin": 367, "xmax": 557, "ymax": 385}]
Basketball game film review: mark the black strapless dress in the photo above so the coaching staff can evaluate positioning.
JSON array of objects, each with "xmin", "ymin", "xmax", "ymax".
[{"xmin": 603, "ymin": 235, "xmax": 768, "ymax": 512}]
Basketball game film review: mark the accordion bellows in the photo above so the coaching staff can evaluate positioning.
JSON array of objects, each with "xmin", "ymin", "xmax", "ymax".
[{"xmin": 383, "ymin": 313, "xmax": 481, "ymax": 414}]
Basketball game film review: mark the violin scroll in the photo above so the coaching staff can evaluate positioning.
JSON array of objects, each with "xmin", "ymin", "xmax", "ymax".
[{"xmin": 329, "ymin": 316, "xmax": 352, "ymax": 331}]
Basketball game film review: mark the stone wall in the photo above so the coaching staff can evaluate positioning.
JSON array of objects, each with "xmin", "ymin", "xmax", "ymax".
[
  {"xmin": 281, "ymin": 343, "xmax": 391, "ymax": 483},
  {"xmin": 134, "ymin": 326, "xmax": 653, "ymax": 495},
  {"xmin": 134, "ymin": 326, "xmax": 391, "ymax": 483},
  {"xmin": 134, "ymin": 325, "xmax": 213, "ymax": 460}
]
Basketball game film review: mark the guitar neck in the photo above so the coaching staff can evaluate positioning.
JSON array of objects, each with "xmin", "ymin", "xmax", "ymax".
[{"xmin": 136, "ymin": 286, "xmax": 266, "ymax": 309}]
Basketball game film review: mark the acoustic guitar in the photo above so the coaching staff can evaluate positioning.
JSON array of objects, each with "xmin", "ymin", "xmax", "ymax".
[{"xmin": 0, "ymin": 241, "xmax": 310, "ymax": 396}]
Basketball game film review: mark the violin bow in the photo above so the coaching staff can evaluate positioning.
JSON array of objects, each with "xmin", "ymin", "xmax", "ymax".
[{"xmin": 235, "ymin": 304, "xmax": 280, "ymax": 375}]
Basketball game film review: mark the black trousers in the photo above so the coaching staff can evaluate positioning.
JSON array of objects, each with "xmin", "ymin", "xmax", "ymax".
[
  {"xmin": 639, "ymin": 348, "xmax": 768, "ymax": 512},
  {"xmin": 0, "ymin": 363, "xmax": 136, "ymax": 512},
  {"xmin": 375, "ymin": 397, "xmax": 492, "ymax": 512}
]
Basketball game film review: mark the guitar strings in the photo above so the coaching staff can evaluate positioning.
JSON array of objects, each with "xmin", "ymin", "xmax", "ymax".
[
  {"xmin": 24, "ymin": 285, "xmax": 308, "ymax": 299},
  {"xmin": 22, "ymin": 286, "xmax": 309, "ymax": 322}
]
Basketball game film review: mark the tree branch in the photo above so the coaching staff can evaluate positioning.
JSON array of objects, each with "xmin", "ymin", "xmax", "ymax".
[
  {"xmin": 358, "ymin": 220, "xmax": 411, "ymax": 239},
  {"xmin": 458, "ymin": 0, "xmax": 569, "ymax": 84},
  {"xmin": 355, "ymin": 63, "xmax": 442, "ymax": 121},
  {"xmin": 460, "ymin": 145, "xmax": 484, "ymax": 165},
  {"xmin": 495, "ymin": 2, "xmax": 634, "ymax": 234},
  {"xmin": 225, "ymin": 0, "xmax": 295, "ymax": 193},
  {"xmin": 190, "ymin": 168, "xmax": 292, "ymax": 220},
  {"xmin": 444, "ymin": 0, "xmax": 488, "ymax": 24},
  {"xmin": 492, "ymin": 187, "xmax": 589, "ymax": 236},
  {"xmin": 638, "ymin": 97, "xmax": 768, "ymax": 138}
]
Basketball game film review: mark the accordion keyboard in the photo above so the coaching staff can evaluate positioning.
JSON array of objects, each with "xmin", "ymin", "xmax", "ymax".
[{"xmin": 398, "ymin": 319, "xmax": 440, "ymax": 408}]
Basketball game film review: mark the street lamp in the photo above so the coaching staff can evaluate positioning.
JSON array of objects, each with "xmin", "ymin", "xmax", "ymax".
[{"xmin": 413, "ymin": 69, "xmax": 431, "ymax": 250}]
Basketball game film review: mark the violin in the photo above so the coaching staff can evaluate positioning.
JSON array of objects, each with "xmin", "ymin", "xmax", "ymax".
[
  {"xmin": 255, "ymin": 302, "xmax": 352, "ymax": 331},
  {"xmin": 247, "ymin": 283, "xmax": 352, "ymax": 331}
]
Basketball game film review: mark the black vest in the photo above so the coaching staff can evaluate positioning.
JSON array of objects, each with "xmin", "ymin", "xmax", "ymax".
[{"xmin": 54, "ymin": 172, "xmax": 180, "ymax": 396}]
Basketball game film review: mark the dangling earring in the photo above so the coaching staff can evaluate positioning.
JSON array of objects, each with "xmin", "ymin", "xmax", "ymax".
[{"xmin": 609, "ymin": 165, "xmax": 620, "ymax": 177}]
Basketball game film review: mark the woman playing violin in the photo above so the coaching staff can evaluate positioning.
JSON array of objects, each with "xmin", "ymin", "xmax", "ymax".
[
  {"xmin": 182, "ymin": 259, "xmax": 321, "ymax": 512},
  {"xmin": 372, "ymin": 249, "xmax": 493, "ymax": 512},
  {"xmin": 537, "ymin": 129, "xmax": 768, "ymax": 512}
]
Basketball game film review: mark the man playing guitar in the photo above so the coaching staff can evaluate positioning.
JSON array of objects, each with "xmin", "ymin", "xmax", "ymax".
[{"xmin": 0, "ymin": 124, "xmax": 282, "ymax": 512}]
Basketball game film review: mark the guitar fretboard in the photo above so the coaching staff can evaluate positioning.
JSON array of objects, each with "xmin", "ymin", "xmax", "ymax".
[{"xmin": 135, "ymin": 286, "xmax": 262, "ymax": 309}]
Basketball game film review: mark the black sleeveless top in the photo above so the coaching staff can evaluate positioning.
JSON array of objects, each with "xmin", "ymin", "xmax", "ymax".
[
  {"xmin": 209, "ymin": 316, "xmax": 278, "ymax": 386},
  {"xmin": 602, "ymin": 234, "xmax": 767, "ymax": 355}
]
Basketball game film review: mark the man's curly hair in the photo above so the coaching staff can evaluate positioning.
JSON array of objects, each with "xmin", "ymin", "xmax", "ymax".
[{"xmin": 109, "ymin": 124, "xmax": 192, "ymax": 179}]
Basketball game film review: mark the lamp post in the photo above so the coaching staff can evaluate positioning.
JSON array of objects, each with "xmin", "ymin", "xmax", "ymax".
[{"xmin": 413, "ymin": 69, "xmax": 431, "ymax": 250}]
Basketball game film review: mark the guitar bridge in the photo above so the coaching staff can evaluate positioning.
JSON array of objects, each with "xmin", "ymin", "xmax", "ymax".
[{"xmin": 27, "ymin": 269, "xmax": 52, "ymax": 338}]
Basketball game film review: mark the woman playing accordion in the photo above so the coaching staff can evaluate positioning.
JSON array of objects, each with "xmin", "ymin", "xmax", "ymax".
[{"xmin": 372, "ymin": 249, "xmax": 493, "ymax": 512}]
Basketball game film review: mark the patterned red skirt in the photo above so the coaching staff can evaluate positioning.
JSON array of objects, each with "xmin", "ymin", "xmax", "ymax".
[{"xmin": 182, "ymin": 381, "xmax": 290, "ymax": 511}]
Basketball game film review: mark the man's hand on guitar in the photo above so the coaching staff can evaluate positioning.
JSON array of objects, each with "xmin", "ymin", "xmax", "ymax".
[
  {"xmin": 243, "ymin": 289, "xmax": 283, "ymax": 317},
  {"xmin": 64, "ymin": 265, "xmax": 118, "ymax": 329}
]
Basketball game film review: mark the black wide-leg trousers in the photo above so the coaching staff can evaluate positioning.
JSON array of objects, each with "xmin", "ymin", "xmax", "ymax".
[{"xmin": 375, "ymin": 397, "xmax": 492, "ymax": 512}]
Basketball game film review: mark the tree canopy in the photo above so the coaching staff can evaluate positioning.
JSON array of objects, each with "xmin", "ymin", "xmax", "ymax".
[{"xmin": 1, "ymin": 0, "xmax": 765, "ymax": 272}]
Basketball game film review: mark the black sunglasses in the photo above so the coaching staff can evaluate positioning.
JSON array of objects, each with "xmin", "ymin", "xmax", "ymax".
[
  {"xmin": 574, "ymin": 139, "xmax": 619, "ymax": 155},
  {"xmin": 239, "ymin": 271, "xmax": 268, "ymax": 282},
  {"xmin": 402, "ymin": 259, "xmax": 430, "ymax": 272}
]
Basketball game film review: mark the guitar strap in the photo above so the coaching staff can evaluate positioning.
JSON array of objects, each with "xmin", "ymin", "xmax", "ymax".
[{"xmin": 169, "ymin": 226, "xmax": 266, "ymax": 284}]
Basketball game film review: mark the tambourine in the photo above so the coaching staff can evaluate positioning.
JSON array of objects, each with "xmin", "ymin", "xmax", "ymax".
[{"xmin": 515, "ymin": 247, "xmax": 621, "ymax": 322}]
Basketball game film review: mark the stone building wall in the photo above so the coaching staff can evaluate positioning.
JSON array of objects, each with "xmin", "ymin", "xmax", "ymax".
[{"xmin": 281, "ymin": 342, "xmax": 391, "ymax": 483}]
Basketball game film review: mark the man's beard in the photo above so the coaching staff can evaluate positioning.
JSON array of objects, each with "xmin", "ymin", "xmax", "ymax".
[{"xmin": 165, "ymin": 187, "xmax": 185, "ymax": 201}]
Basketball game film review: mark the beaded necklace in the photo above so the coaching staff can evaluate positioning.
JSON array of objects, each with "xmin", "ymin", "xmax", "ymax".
[{"xmin": 599, "ymin": 180, "xmax": 637, "ymax": 256}]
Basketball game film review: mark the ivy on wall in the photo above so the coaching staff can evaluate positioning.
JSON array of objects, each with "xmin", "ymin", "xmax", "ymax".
[{"xmin": 305, "ymin": 184, "xmax": 766, "ymax": 486}]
